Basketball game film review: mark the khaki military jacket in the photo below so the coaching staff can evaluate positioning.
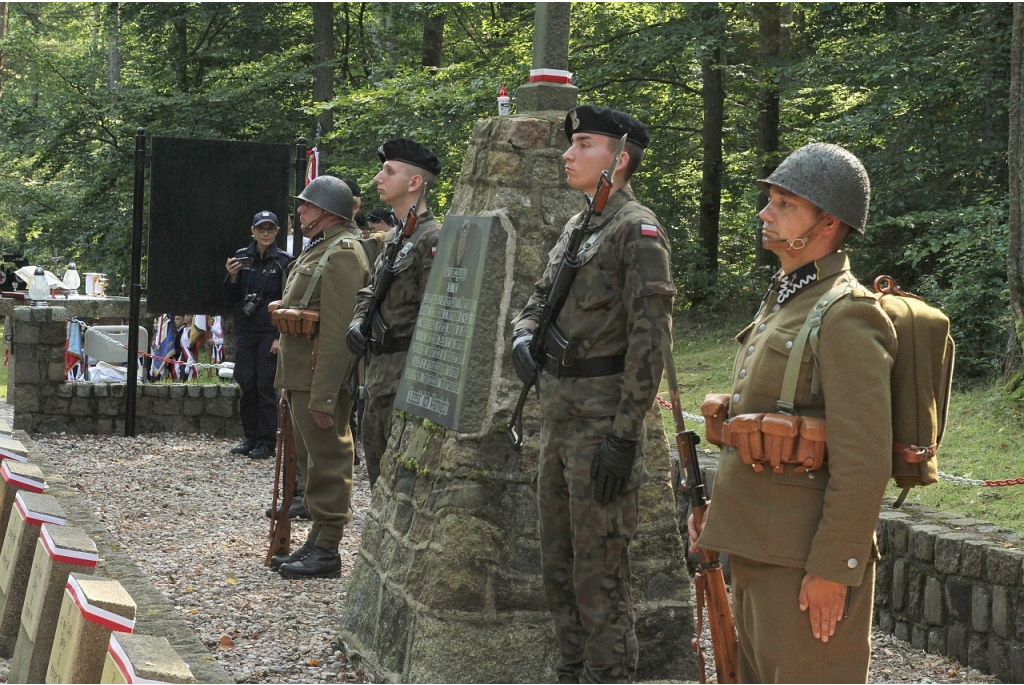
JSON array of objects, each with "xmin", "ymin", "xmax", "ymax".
[
  {"xmin": 514, "ymin": 188, "xmax": 676, "ymax": 442},
  {"xmin": 699, "ymin": 251, "xmax": 897, "ymax": 587},
  {"xmin": 274, "ymin": 220, "xmax": 370, "ymax": 413},
  {"xmin": 353, "ymin": 210, "xmax": 441, "ymax": 397}
]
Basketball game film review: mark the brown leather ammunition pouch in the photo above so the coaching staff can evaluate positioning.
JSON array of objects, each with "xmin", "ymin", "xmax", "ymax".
[
  {"xmin": 701, "ymin": 393, "xmax": 732, "ymax": 448},
  {"xmin": 761, "ymin": 413, "xmax": 800, "ymax": 473},
  {"xmin": 271, "ymin": 307, "xmax": 320, "ymax": 338},
  {"xmin": 795, "ymin": 417, "xmax": 827, "ymax": 473},
  {"xmin": 723, "ymin": 413, "xmax": 765, "ymax": 471},
  {"xmin": 299, "ymin": 310, "xmax": 320, "ymax": 338}
]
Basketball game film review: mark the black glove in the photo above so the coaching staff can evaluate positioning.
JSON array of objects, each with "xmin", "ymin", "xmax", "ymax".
[
  {"xmin": 511, "ymin": 329, "xmax": 539, "ymax": 385},
  {"xmin": 346, "ymin": 321, "xmax": 367, "ymax": 357},
  {"xmin": 590, "ymin": 435, "xmax": 638, "ymax": 504}
]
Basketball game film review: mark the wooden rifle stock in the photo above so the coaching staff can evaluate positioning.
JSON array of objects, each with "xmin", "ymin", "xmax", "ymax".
[
  {"xmin": 506, "ymin": 134, "xmax": 629, "ymax": 449},
  {"xmin": 265, "ymin": 392, "xmax": 297, "ymax": 565},
  {"xmin": 663, "ymin": 349, "xmax": 739, "ymax": 683}
]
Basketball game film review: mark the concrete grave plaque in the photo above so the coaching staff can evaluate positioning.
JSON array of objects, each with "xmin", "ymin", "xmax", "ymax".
[
  {"xmin": 10, "ymin": 525, "xmax": 98, "ymax": 684},
  {"xmin": 0, "ymin": 492, "xmax": 66, "ymax": 657},
  {"xmin": 101, "ymin": 633, "xmax": 196, "ymax": 684},
  {"xmin": 45, "ymin": 573, "xmax": 136, "ymax": 684},
  {"xmin": 394, "ymin": 215, "xmax": 507, "ymax": 433},
  {"xmin": 0, "ymin": 462, "xmax": 46, "ymax": 552}
]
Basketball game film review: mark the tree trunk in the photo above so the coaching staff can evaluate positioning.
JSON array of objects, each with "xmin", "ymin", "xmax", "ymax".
[
  {"xmin": 755, "ymin": 2, "xmax": 787, "ymax": 269},
  {"xmin": 697, "ymin": 5, "xmax": 726, "ymax": 287},
  {"xmin": 0, "ymin": 3, "xmax": 9, "ymax": 98},
  {"xmin": 312, "ymin": 2, "xmax": 334, "ymax": 146},
  {"xmin": 172, "ymin": 15, "xmax": 188, "ymax": 92},
  {"xmin": 421, "ymin": 9, "xmax": 445, "ymax": 69},
  {"xmin": 107, "ymin": 3, "xmax": 122, "ymax": 92},
  {"xmin": 1007, "ymin": 2, "xmax": 1024, "ymax": 376}
]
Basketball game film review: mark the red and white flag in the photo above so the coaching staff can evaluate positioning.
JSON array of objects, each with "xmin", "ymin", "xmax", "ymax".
[{"xmin": 305, "ymin": 147, "xmax": 319, "ymax": 186}]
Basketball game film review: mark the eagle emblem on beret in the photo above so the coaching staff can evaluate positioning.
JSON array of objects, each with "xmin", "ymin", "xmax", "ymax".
[{"xmin": 570, "ymin": 109, "xmax": 580, "ymax": 131}]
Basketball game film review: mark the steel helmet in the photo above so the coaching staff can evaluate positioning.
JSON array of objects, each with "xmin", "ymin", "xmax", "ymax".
[
  {"xmin": 757, "ymin": 143, "xmax": 870, "ymax": 234},
  {"xmin": 295, "ymin": 175, "xmax": 353, "ymax": 220}
]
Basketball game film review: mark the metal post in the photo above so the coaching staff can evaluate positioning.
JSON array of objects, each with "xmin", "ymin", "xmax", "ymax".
[
  {"xmin": 293, "ymin": 137, "xmax": 307, "ymax": 256},
  {"xmin": 125, "ymin": 127, "xmax": 146, "ymax": 437}
]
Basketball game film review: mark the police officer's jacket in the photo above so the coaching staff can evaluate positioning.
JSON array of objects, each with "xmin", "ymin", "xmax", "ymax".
[
  {"xmin": 222, "ymin": 242, "xmax": 292, "ymax": 334},
  {"xmin": 698, "ymin": 251, "xmax": 897, "ymax": 587}
]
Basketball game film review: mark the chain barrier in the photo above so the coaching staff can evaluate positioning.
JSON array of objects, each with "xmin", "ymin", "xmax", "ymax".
[
  {"xmin": 71, "ymin": 318, "xmax": 228, "ymax": 372},
  {"xmin": 656, "ymin": 396, "xmax": 1024, "ymax": 488}
]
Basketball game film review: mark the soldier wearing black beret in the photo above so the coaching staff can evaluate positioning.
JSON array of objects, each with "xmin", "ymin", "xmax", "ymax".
[
  {"xmin": 347, "ymin": 139, "xmax": 443, "ymax": 488},
  {"xmin": 513, "ymin": 105, "xmax": 676, "ymax": 683}
]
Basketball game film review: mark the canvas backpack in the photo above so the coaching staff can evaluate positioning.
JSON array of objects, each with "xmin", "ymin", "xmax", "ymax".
[{"xmin": 779, "ymin": 275, "xmax": 955, "ymax": 508}]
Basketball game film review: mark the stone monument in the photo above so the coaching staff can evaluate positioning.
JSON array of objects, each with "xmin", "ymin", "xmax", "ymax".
[{"xmin": 338, "ymin": 4, "xmax": 696, "ymax": 682}]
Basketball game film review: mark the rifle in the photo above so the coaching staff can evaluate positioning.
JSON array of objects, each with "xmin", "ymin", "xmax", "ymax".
[
  {"xmin": 265, "ymin": 391, "xmax": 297, "ymax": 565},
  {"xmin": 506, "ymin": 134, "xmax": 629, "ymax": 449},
  {"xmin": 664, "ymin": 349, "xmax": 739, "ymax": 683},
  {"xmin": 358, "ymin": 184, "xmax": 428, "ymax": 362}
]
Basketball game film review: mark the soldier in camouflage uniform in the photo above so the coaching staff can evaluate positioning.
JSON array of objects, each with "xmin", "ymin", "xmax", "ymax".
[
  {"xmin": 347, "ymin": 139, "xmax": 442, "ymax": 488},
  {"xmin": 270, "ymin": 175, "xmax": 370, "ymax": 579},
  {"xmin": 512, "ymin": 106, "xmax": 676, "ymax": 684}
]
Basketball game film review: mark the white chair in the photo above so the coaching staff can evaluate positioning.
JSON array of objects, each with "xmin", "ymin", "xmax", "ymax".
[{"xmin": 82, "ymin": 326, "xmax": 149, "ymax": 382}]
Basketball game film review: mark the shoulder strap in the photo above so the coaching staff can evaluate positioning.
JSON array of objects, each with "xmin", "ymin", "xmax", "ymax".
[
  {"xmin": 298, "ymin": 233, "xmax": 350, "ymax": 309},
  {"xmin": 777, "ymin": 279, "xmax": 858, "ymax": 413}
]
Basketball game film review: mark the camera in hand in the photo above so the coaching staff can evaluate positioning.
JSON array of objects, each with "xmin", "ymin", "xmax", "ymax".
[{"xmin": 242, "ymin": 292, "xmax": 262, "ymax": 317}]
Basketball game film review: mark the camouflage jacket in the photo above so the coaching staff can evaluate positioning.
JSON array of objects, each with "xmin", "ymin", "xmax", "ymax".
[
  {"xmin": 353, "ymin": 210, "xmax": 441, "ymax": 397},
  {"xmin": 274, "ymin": 220, "xmax": 370, "ymax": 412},
  {"xmin": 514, "ymin": 188, "xmax": 676, "ymax": 441}
]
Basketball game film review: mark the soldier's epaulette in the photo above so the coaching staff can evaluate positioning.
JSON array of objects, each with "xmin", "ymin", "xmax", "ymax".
[
  {"xmin": 338, "ymin": 239, "xmax": 355, "ymax": 250},
  {"xmin": 848, "ymin": 285, "xmax": 876, "ymax": 300}
]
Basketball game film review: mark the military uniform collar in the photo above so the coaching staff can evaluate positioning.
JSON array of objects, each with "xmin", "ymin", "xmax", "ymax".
[
  {"xmin": 592, "ymin": 187, "xmax": 635, "ymax": 219},
  {"xmin": 770, "ymin": 251, "xmax": 850, "ymax": 305}
]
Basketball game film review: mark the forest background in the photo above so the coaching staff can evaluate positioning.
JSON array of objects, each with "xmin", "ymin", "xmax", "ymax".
[{"xmin": 0, "ymin": 2, "xmax": 1017, "ymax": 389}]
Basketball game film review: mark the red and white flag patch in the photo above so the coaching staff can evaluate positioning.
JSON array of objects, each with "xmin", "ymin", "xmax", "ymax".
[
  {"xmin": 431, "ymin": 246, "xmax": 437, "ymax": 257},
  {"xmin": 640, "ymin": 224, "xmax": 659, "ymax": 238}
]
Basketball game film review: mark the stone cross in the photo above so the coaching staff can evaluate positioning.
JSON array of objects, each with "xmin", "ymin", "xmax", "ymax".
[{"xmin": 516, "ymin": 3, "xmax": 578, "ymax": 113}]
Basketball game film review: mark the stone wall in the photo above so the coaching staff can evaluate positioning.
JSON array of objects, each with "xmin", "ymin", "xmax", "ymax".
[
  {"xmin": 874, "ymin": 502, "xmax": 1024, "ymax": 682},
  {"xmin": 9, "ymin": 305, "xmax": 241, "ymax": 437}
]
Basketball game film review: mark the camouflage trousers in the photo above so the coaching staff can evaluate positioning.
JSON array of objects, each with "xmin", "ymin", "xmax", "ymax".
[
  {"xmin": 361, "ymin": 391, "xmax": 395, "ymax": 488},
  {"xmin": 288, "ymin": 390, "xmax": 354, "ymax": 549},
  {"xmin": 539, "ymin": 415, "xmax": 639, "ymax": 684}
]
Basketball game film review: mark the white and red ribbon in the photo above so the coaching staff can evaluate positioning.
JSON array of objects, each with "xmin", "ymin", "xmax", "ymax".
[
  {"xmin": 1, "ymin": 462, "xmax": 46, "ymax": 493},
  {"xmin": 529, "ymin": 68, "xmax": 573, "ymax": 84},
  {"xmin": 40, "ymin": 524, "xmax": 98, "ymax": 567},
  {"xmin": 14, "ymin": 492, "xmax": 65, "ymax": 527},
  {"xmin": 0, "ymin": 444, "xmax": 28, "ymax": 463},
  {"xmin": 107, "ymin": 634, "xmax": 167, "ymax": 684},
  {"xmin": 65, "ymin": 574, "xmax": 135, "ymax": 632},
  {"xmin": 305, "ymin": 147, "xmax": 320, "ymax": 186}
]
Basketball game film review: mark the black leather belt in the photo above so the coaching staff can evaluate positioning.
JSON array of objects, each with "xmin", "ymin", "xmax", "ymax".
[
  {"xmin": 370, "ymin": 336, "xmax": 411, "ymax": 355},
  {"xmin": 544, "ymin": 354, "xmax": 625, "ymax": 378}
]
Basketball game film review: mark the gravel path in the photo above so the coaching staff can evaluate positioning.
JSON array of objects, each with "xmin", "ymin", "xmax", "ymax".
[{"xmin": 12, "ymin": 426, "xmax": 1001, "ymax": 684}]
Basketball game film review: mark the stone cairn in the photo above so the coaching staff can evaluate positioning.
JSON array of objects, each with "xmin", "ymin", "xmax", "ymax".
[
  {"xmin": 338, "ymin": 107, "xmax": 697, "ymax": 682},
  {"xmin": 0, "ymin": 413, "xmax": 198, "ymax": 684}
]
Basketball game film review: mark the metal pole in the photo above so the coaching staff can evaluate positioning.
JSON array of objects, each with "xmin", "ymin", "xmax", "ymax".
[
  {"xmin": 293, "ymin": 137, "xmax": 307, "ymax": 257},
  {"xmin": 125, "ymin": 127, "xmax": 146, "ymax": 437}
]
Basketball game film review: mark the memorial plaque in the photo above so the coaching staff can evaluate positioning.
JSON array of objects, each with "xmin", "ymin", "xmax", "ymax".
[{"xmin": 394, "ymin": 215, "xmax": 507, "ymax": 433}]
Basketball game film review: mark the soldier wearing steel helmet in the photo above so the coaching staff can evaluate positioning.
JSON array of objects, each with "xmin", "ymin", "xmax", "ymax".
[
  {"xmin": 513, "ymin": 105, "xmax": 675, "ymax": 683},
  {"xmin": 691, "ymin": 144, "xmax": 897, "ymax": 682},
  {"xmin": 270, "ymin": 175, "xmax": 371, "ymax": 579}
]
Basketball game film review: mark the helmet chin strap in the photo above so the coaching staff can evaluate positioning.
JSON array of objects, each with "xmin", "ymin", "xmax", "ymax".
[{"xmin": 762, "ymin": 217, "xmax": 822, "ymax": 251}]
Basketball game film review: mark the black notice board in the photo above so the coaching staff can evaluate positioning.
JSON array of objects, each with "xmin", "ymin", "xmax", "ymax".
[{"xmin": 147, "ymin": 137, "xmax": 291, "ymax": 315}]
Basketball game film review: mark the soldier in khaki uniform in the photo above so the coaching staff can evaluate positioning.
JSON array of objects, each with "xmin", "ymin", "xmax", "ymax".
[
  {"xmin": 512, "ymin": 106, "xmax": 675, "ymax": 684},
  {"xmin": 692, "ymin": 144, "xmax": 897, "ymax": 682},
  {"xmin": 347, "ymin": 139, "xmax": 442, "ymax": 488},
  {"xmin": 270, "ymin": 175, "xmax": 370, "ymax": 579}
]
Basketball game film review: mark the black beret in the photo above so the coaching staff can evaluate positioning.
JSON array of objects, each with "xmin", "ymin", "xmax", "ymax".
[
  {"xmin": 366, "ymin": 208, "xmax": 394, "ymax": 224},
  {"xmin": 341, "ymin": 178, "xmax": 361, "ymax": 198},
  {"xmin": 564, "ymin": 105, "xmax": 650, "ymax": 149},
  {"xmin": 377, "ymin": 138, "xmax": 442, "ymax": 176}
]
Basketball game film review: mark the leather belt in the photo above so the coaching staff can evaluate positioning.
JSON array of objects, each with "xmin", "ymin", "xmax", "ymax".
[
  {"xmin": 370, "ymin": 336, "xmax": 412, "ymax": 355},
  {"xmin": 544, "ymin": 354, "xmax": 625, "ymax": 378}
]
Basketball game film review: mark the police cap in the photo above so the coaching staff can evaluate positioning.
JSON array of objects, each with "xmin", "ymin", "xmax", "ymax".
[
  {"xmin": 252, "ymin": 210, "xmax": 278, "ymax": 227},
  {"xmin": 377, "ymin": 139, "xmax": 442, "ymax": 176},
  {"xmin": 565, "ymin": 105, "xmax": 650, "ymax": 149}
]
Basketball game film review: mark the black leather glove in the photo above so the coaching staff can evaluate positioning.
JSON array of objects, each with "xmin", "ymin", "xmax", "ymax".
[
  {"xmin": 511, "ymin": 329, "xmax": 539, "ymax": 385},
  {"xmin": 590, "ymin": 435, "xmax": 638, "ymax": 504},
  {"xmin": 346, "ymin": 321, "xmax": 367, "ymax": 357}
]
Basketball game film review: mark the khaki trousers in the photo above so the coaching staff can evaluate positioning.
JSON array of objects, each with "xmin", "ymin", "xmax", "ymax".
[
  {"xmin": 288, "ymin": 390, "xmax": 354, "ymax": 549},
  {"xmin": 731, "ymin": 555, "xmax": 875, "ymax": 684}
]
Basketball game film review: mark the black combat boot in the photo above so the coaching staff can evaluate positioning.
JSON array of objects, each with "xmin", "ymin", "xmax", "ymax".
[
  {"xmin": 230, "ymin": 440, "xmax": 255, "ymax": 455},
  {"xmin": 270, "ymin": 540, "xmax": 315, "ymax": 572},
  {"xmin": 278, "ymin": 545, "xmax": 341, "ymax": 579}
]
